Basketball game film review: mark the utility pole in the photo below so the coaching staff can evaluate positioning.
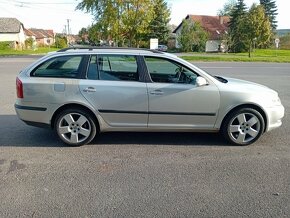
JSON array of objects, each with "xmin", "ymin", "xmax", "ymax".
[
  {"xmin": 67, "ymin": 19, "xmax": 71, "ymax": 45},
  {"xmin": 67, "ymin": 19, "xmax": 70, "ymax": 35},
  {"xmin": 64, "ymin": 25, "xmax": 67, "ymax": 35}
]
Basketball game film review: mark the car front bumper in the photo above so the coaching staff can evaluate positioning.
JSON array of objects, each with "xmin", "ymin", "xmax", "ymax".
[{"xmin": 266, "ymin": 104, "xmax": 285, "ymax": 132}]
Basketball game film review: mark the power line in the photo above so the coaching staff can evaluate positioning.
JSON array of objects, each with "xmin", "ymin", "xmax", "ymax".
[
  {"xmin": 13, "ymin": 1, "xmax": 75, "ymax": 4},
  {"xmin": 0, "ymin": 1, "xmax": 83, "ymax": 14}
]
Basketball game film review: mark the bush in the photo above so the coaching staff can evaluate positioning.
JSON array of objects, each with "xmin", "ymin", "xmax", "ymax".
[
  {"xmin": 177, "ymin": 20, "xmax": 208, "ymax": 52},
  {"xmin": 25, "ymin": 38, "xmax": 34, "ymax": 49},
  {"xmin": 0, "ymin": 41, "xmax": 12, "ymax": 50},
  {"xmin": 280, "ymin": 33, "xmax": 290, "ymax": 50},
  {"xmin": 138, "ymin": 40, "xmax": 149, "ymax": 48},
  {"xmin": 55, "ymin": 36, "xmax": 67, "ymax": 49}
]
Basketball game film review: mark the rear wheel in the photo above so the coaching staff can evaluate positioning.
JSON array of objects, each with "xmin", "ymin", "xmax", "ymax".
[
  {"xmin": 222, "ymin": 108, "xmax": 265, "ymax": 145},
  {"xmin": 55, "ymin": 108, "xmax": 97, "ymax": 146}
]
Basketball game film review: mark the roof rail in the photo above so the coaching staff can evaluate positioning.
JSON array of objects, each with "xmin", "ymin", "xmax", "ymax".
[{"xmin": 57, "ymin": 46, "xmax": 163, "ymax": 53}]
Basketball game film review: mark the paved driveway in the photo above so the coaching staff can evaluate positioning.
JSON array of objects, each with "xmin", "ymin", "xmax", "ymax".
[{"xmin": 0, "ymin": 57, "xmax": 289, "ymax": 217}]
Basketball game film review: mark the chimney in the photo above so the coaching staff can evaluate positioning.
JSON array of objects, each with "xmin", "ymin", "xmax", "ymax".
[{"xmin": 219, "ymin": 16, "xmax": 224, "ymax": 25}]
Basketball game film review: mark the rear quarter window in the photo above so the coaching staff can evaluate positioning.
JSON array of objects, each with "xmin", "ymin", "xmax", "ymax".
[{"xmin": 31, "ymin": 55, "xmax": 84, "ymax": 78}]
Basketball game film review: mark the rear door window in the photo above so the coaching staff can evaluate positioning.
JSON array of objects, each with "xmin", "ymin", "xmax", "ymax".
[
  {"xmin": 87, "ymin": 55, "xmax": 139, "ymax": 81},
  {"xmin": 31, "ymin": 55, "xmax": 84, "ymax": 78}
]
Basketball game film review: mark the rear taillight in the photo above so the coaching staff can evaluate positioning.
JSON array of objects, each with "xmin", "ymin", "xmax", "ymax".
[{"xmin": 16, "ymin": 77, "xmax": 23, "ymax": 98}]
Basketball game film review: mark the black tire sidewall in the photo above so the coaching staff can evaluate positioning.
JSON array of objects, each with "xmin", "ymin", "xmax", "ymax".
[{"xmin": 222, "ymin": 108, "xmax": 265, "ymax": 146}]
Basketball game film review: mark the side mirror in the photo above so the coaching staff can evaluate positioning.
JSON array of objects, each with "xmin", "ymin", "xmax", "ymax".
[{"xmin": 196, "ymin": 76, "xmax": 208, "ymax": 87}]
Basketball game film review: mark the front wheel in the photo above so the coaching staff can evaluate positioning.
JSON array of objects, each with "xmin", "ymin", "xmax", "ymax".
[
  {"xmin": 55, "ymin": 108, "xmax": 97, "ymax": 146},
  {"xmin": 222, "ymin": 108, "xmax": 265, "ymax": 145}
]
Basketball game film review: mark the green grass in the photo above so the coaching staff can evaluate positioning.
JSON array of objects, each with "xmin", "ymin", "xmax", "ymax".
[
  {"xmin": 0, "ymin": 47, "xmax": 59, "ymax": 56},
  {"xmin": 1, "ymin": 47, "xmax": 289, "ymax": 63},
  {"xmin": 180, "ymin": 49, "xmax": 290, "ymax": 63}
]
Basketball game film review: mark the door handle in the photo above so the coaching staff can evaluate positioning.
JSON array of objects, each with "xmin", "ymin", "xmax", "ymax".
[
  {"xmin": 83, "ymin": 87, "xmax": 96, "ymax": 93},
  {"xmin": 150, "ymin": 90, "xmax": 164, "ymax": 95}
]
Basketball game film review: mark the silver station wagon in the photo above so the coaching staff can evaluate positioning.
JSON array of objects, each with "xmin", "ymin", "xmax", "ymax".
[{"xmin": 15, "ymin": 48, "xmax": 284, "ymax": 146}]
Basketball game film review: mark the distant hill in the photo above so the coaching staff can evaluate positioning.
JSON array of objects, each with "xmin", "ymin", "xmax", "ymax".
[{"xmin": 276, "ymin": 29, "xmax": 290, "ymax": 36}]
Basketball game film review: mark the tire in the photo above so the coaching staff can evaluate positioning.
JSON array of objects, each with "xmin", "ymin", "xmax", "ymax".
[
  {"xmin": 55, "ymin": 108, "xmax": 97, "ymax": 146},
  {"xmin": 221, "ymin": 108, "xmax": 265, "ymax": 145}
]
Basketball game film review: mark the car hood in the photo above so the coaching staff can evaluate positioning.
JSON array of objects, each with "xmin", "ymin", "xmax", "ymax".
[{"xmin": 222, "ymin": 77, "xmax": 278, "ymax": 96}]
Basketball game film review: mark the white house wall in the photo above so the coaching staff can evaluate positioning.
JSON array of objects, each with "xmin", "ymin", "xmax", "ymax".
[
  {"xmin": 18, "ymin": 26, "xmax": 25, "ymax": 44},
  {"xmin": 0, "ymin": 33, "xmax": 20, "ymax": 42},
  {"xmin": 0, "ymin": 26, "xmax": 26, "ymax": 45},
  {"xmin": 206, "ymin": 40, "xmax": 220, "ymax": 52},
  {"xmin": 175, "ymin": 28, "xmax": 181, "ymax": 48}
]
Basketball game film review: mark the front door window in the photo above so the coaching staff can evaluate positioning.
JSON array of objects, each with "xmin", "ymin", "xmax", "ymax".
[{"xmin": 144, "ymin": 57, "xmax": 198, "ymax": 84}]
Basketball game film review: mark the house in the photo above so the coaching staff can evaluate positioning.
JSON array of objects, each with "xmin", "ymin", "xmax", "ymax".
[
  {"xmin": 24, "ymin": 29, "xmax": 37, "ymax": 49},
  {"xmin": 276, "ymin": 29, "xmax": 290, "ymax": 37},
  {"xmin": 24, "ymin": 29, "xmax": 35, "ymax": 40},
  {"xmin": 26, "ymin": 28, "xmax": 55, "ymax": 46},
  {"xmin": 0, "ymin": 17, "xmax": 26, "ymax": 49},
  {"xmin": 173, "ymin": 15, "xmax": 230, "ymax": 52}
]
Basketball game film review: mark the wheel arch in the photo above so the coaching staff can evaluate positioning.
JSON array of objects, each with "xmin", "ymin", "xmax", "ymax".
[
  {"xmin": 221, "ymin": 104, "xmax": 267, "ymax": 133},
  {"xmin": 51, "ymin": 103, "xmax": 100, "ymax": 132}
]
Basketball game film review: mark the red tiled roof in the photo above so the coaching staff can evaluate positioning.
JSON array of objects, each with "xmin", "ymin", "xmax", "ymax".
[
  {"xmin": 44, "ymin": 29, "xmax": 54, "ymax": 37},
  {"xmin": 27, "ymin": 28, "xmax": 54, "ymax": 39},
  {"xmin": 173, "ymin": 15, "xmax": 230, "ymax": 40},
  {"xmin": 24, "ymin": 28, "xmax": 34, "ymax": 36}
]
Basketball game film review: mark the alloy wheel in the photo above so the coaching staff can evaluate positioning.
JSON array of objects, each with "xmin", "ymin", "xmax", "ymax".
[
  {"xmin": 228, "ymin": 112, "xmax": 261, "ymax": 144},
  {"xmin": 57, "ymin": 112, "xmax": 92, "ymax": 144}
]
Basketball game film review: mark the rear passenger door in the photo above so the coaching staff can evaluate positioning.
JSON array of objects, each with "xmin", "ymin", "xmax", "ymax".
[{"xmin": 79, "ymin": 54, "xmax": 148, "ymax": 128}]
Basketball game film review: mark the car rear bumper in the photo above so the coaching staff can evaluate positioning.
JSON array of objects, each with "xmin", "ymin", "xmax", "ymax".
[{"xmin": 14, "ymin": 103, "xmax": 51, "ymax": 127}]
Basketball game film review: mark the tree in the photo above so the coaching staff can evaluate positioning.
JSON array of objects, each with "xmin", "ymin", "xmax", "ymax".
[
  {"xmin": 121, "ymin": 0, "xmax": 154, "ymax": 47},
  {"xmin": 177, "ymin": 19, "xmax": 209, "ymax": 52},
  {"xmin": 242, "ymin": 4, "xmax": 272, "ymax": 57},
  {"xmin": 87, "ymin": 24, "xmax": 102, "ymax": 45},
  {"xmin": 78, "ymin": 27, "xmax": 89, "ymax": 44},
  {"xmin": 77, "ymin": 0, "xmax": 127, "ymax": 46},
  {"xmin": 148, "ymin": 0, "xmax": 171, "ymax": 44},
  {"xmin": 76, "ymin": 0, "xmax": 155, "ymax": 47},
  {"xmin": 260, "ymin": 0, "xmax": 278, "ymax": 30},
  {"xmin": 55, "ymin": 34, "xmax": 67, "ymax": 48},
  {"xmin": 228, "ymin": 0, "xmax": 247, "ymax": 52},
  {"xmin": 177, "ymin": 19, "xmax": 192, "ymax": 52},
  {"xmin": 25, "ymin": 37, "xmax": 34, "ymax": 49},
  {"xmin": 218, "ymin": 0, "xmax": 236, "ymax": 16}
]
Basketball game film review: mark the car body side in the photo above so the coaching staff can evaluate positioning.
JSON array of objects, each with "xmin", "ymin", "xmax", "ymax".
[{"xmin": 15, "ymin": 50, "xmax": 284, "ymax": 136}]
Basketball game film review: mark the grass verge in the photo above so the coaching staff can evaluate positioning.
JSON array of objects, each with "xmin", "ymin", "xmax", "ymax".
[
  {"xmin": 1, "ymin": 48, "xmax": 289, "ymax": 63},
  {"xmin": 0, "ymin": 47, "xmax": 59, "ymax": 56},
  {"xmin": 180, "ymin": 49, "xmax": 290, "ymax": 63}
]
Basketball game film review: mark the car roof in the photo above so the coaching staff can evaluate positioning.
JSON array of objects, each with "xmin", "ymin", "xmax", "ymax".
[
  {"xmin": 45, "ymin": 47, "xmax": 179, "ymax": 63},
  {"xmin": 56, "ymin": 47, "xmax": 164, "ymax": 55}
]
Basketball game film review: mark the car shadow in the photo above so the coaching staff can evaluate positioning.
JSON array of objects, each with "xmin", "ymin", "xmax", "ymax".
[
  {"xmin": 0, "ymin": 115, "xmax": 62, "ymax": 147},
  {"xmin": 95, "ymin": 132, "xmax": 227, "ymax": 146},
  {"xmin": 0, "ymin": 115, "xmax": 231, "ymax": 147}
]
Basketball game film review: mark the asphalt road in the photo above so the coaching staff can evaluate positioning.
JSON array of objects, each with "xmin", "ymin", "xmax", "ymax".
[{"xmin": 0, "ymin": 57, "xmax": 289, "ymax": 217}]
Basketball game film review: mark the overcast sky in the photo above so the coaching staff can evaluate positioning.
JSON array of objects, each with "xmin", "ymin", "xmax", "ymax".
[{"xmin": 0, "ymin": 0, "xmax": 288, "ymax": 34}]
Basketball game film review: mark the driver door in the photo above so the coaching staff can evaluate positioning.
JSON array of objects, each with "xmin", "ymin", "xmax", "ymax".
[{"xmin": 144, "ymin": 56, "xmax": 220, "ymax": 129}]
